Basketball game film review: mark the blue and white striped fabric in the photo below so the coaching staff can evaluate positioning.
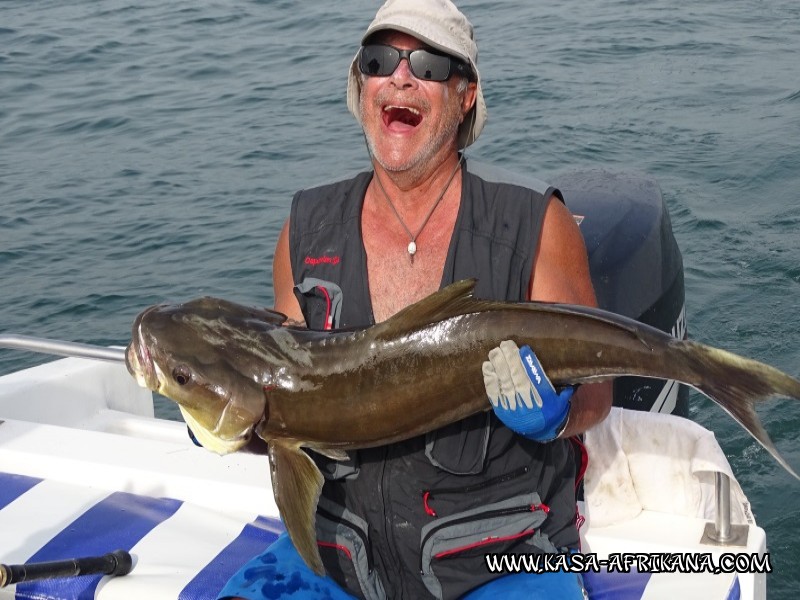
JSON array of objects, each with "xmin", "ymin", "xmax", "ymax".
[
  {"xmin": 583, "ymin": 568, "xmax": 740, "ymax": 600},
  {"xmin": 0, "ymin": 471, "xmax": 741, "ymax": 600},
  {"xmin": 0, "ymin": 471, "xmax": 282, "ymax": 600}
]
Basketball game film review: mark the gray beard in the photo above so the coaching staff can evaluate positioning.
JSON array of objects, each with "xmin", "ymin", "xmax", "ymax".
[
  {"xmin": 365, "ymin": 125, "xmax": 459, "ymax": 178},
  {"xmin": 361, "ymin": 96, "xmax": 462, "ymax": 180}
]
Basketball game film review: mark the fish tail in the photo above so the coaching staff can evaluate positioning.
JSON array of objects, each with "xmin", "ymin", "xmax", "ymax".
[{"xmin": 685, "ymin": 341, "xmax": 800, "ymax": 479}]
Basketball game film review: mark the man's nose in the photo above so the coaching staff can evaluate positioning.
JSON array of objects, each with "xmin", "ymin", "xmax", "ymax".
[{"xmin": 389, "ymin": 57, "xmax": 417, "ymax": 86}]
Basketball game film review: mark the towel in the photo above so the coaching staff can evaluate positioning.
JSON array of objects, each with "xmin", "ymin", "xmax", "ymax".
[{"xmin": 582, "ymin": 407, "xmax": 754, "ymax": 528}]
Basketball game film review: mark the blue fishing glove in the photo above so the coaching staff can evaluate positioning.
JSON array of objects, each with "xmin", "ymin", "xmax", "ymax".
[{"xmin": 482, "ymin": 341, "xmax": 573, "ymax": 442}]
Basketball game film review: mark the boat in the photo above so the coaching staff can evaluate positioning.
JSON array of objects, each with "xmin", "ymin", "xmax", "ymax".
[{"xmin": 0, "ymin": 169, "xmax": 769, "ymax": 599}]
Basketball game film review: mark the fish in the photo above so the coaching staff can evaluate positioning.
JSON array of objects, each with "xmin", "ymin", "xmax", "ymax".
[{"xmin": 125, "ymin": 278, "xmax": 800, "ymax": 574}]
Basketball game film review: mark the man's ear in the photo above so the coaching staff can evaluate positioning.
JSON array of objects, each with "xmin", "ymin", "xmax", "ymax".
[{"xmin": 461, "ymin": 81, "xmax": 478, "ymax": 117}]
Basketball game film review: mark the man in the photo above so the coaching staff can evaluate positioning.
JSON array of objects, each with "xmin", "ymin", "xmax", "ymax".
[{"xmin": 220, "ymin": 0, "xmax": 611, "ymax": 598}]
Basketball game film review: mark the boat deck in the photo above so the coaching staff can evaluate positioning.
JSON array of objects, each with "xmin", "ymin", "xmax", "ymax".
[{"xmin": 0, "ymin": 358, "xmax": 767, "ymax": 599}]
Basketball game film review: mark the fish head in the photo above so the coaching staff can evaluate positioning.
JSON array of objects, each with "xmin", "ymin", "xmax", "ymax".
[{"xmin": 126, "ymin": 297, "xmax": 288, "ymax": 454}]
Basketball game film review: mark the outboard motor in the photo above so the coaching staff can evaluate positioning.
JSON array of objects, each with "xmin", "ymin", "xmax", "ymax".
[{"xmin": 554, "ymin": 169, "xmax": 688, "ymax": 416}]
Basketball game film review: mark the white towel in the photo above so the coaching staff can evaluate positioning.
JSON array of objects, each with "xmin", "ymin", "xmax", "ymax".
[{"xmin": 582, "ymin": 407, "xmax": 754, "ymax": 528}]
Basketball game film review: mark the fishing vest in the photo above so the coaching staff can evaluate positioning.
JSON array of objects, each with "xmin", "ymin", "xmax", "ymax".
[{"xmin": 288, "ymin": 160, "xmax": 583, "ymax": 600}]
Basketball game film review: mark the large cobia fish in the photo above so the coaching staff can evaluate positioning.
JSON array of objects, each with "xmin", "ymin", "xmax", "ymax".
[{"xmin": 125, "ymin": 279, "xmax": 800, "ymax": 574}]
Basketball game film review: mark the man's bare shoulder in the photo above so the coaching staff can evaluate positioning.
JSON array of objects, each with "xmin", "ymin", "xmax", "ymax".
[{"xmin": 530, "ymin": 196, "xmax": 597, "ymax": 306}]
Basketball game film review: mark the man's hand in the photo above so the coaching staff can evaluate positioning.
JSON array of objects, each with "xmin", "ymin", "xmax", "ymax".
[{"xmin": 482, "ymin": 340, "xmax": 572, "ymax": 442}]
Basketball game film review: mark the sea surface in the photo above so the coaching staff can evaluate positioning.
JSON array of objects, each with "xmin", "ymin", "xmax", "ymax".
[{"xmin": 2, "ymin": 0, "xmax": 799, "ymax": 595}]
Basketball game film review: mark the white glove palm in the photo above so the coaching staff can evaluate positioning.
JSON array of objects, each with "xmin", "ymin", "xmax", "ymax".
[{"xmin": 483, "ymin": 340, "xmax": 572, "ymax": 442}]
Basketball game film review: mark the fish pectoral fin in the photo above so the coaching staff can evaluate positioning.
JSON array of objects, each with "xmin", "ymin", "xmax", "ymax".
[
  {"xmin": 313, "ymin": 448, "xmax": 350, "ymax": 461},
  {"xmin": 269, "ymin": 440, "xmax": 325, "ymax": 574}
]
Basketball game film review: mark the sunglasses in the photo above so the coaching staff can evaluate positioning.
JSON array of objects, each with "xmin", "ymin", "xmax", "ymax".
[{"xmin": 358, "ymin": 44, "xmax": 473, "ymax": 82}]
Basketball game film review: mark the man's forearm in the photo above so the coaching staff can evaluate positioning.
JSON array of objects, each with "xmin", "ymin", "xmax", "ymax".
[{"xmin": 560, "ymin": 381, "xmax": 613, "ymax": 437}]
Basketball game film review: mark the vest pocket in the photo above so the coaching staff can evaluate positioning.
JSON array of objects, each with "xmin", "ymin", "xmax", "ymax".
[
  {"xmin": 315, "ymin": 496, "xmax": 386, "ymax": 600},
  {"xmin": 419, "ymin": 493, "xmax": 555, "ymax": 600},
  {"xmin": 425, "ymin": 412, "xmax": 491, "ymax": 475},
  {"xmin": 294, "ymin": 277, "xmax": 344, "ymax": 330}
]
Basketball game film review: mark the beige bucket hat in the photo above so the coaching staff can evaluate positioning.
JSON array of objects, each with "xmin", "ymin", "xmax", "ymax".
[{"xmin": 346, "ymin": 0, "xmax": 487, "ymax": 149}]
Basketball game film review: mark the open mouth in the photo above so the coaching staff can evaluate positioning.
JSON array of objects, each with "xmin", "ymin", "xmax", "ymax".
[
  {"xmin": 383, "ymin": 104, "xmax": 423, "ymax": 129},
  {"xmin": 126, "ymin": 308, "xmax": 159, "ymax": 390}
]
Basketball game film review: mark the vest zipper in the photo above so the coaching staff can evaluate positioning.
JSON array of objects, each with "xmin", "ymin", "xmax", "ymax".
[
  {"xmin": 421, "ymin": 465, "xmax": 529, "ymax": 517},
  {"xmin": 317, "ymin": 505, "xmax": 373, "ymax": 572},
  {"xmin": 316, "ymin": 285, "xmax": 333, "ymax": 330}
]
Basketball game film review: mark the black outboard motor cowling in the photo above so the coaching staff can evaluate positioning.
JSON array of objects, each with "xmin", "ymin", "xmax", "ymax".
[{"xmin": 554, "ymin": 169, "xmax": 688, "ymax": 416}]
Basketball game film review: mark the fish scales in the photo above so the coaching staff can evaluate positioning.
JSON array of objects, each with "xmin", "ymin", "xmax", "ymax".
[{"xmin": 261, "ymin": 313, "xmax": 641, "ymax": 447}]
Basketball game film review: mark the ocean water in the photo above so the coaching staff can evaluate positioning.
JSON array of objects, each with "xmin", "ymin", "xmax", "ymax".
[{"xmin": 2, "ymin": 0, "xmax": 799, "ymax": 595}]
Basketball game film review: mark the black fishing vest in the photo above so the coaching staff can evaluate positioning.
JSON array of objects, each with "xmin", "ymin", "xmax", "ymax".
[{"xmin": 288, "ymin": 160, "xmax": 581, "ymax": 600}]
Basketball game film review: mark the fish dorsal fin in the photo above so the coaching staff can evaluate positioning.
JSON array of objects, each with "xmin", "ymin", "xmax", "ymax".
[{"xmin": 372, "ymin": 279, "xmax": 483, "ymax": 340}]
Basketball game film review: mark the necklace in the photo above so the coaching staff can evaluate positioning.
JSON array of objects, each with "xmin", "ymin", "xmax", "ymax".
[{"xmin": 372, "ymin": 153, "xmax": 464, "ymax": 260}]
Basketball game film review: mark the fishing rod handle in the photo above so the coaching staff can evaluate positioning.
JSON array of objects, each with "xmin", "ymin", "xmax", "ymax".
[{"xmin": 0, "ymin": 550, "xmax": 132, "ymax": 587}]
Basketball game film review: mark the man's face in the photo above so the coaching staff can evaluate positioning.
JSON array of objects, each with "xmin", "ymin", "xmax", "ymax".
[{"xmin": 359, "ymin": 31, "xmax": 476, "ymax": 175}]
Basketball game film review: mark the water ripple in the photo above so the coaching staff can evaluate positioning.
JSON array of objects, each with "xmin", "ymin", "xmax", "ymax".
[{"xmin": 2, "ymin": 0, "xmax": 799, "ymax": 594}]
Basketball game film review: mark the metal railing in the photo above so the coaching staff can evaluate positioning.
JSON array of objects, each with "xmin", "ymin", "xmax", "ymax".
[
  {"xmin": 701, "ymin": 471, "xmax": 749, "ymax": 547},
  {"xmin": 0, "ymin": 334, "xmax": 126, "ymax": 364}
]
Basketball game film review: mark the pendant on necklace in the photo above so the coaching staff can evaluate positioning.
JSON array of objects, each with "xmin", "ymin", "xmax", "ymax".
[{"xmin": 407, "ymin": 241, "xmax": 417, "ymax": 256}]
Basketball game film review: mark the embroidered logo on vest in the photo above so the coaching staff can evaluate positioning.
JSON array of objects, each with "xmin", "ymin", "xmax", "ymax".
[{"xmin": 304, "ymin": 255, "xmax": 341, "ymax": 266}]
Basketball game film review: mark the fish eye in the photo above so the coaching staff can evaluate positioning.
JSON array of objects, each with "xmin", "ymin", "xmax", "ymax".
[{"xmin": 172, "ymin": 365, "xmax": 192, "ymax": 386}]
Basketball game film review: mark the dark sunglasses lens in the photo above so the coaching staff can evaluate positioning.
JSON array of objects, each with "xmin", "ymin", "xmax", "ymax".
[
  {"xmin": 360, "ymin": 45, "xmax": 457, "ymax": 82},
  {"xmin": 408, "ymin": 50, "xmax": 452, "ymax": 81},
  {"xmin": 360, "ymin": 45, "xmax": 400, "ymax": 76}
]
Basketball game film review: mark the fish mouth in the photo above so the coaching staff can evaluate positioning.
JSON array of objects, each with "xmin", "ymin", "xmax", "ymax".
[{"xmin": 125, "ymin": 307, "xmax": 159, "ymax": 391}]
